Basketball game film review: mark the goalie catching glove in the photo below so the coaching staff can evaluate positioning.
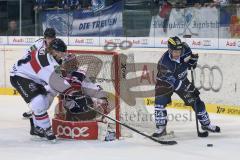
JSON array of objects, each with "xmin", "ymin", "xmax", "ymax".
[
  {"xmin": 62, "ymin": 88, "xmax": 112, "ymax": 121},
  {"xmin": 66, "ymin": 95, "xmax": 93, "ymax": 113}
]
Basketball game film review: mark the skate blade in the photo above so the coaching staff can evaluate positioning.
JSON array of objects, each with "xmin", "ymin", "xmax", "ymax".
[
  {"xmin": 49, "ymin": 139, "xmax": 57, "ymax": 143},
  {"xmin": 30, "ymin": 136, "xmax": 57, "ymax": 143}
]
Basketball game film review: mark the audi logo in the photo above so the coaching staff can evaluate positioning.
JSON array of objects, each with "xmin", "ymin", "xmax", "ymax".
[
  {"xmin": 85, "ymin": 39, "xmax": 94, "ymax": 44},
  {"xmin": 25, "ymin": 38, "xmax": 35, "ymax": 43},
  {"xmin": 57, "ymin": 125, "xmax": 90, "ymax": 138},
  {"xmin": 104, "ymin": 40, "xmax": 132, "ymax": 51},
  {"xmin": 193, "ymin": 64, "xmax": 223, "ymax": 92}
]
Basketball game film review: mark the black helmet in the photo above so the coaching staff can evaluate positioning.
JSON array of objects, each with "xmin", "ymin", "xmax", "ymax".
[
  {"xmin": 44, "ymin": 28, "xmax": 56, "ymax": 38},
  {"xmin": 49, "ymin": 38, "xmax": 67, "ymax": 52},
  {"xmin": 168, "ymin": 36, "xmax": 182, "ymax": 50}
]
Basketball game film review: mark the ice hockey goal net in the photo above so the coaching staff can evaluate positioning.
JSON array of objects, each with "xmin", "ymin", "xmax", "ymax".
[
  {"xmin": 60, "ymin": 50, "xmax": 121, "ymax": 138},
  {"xmin": 56, "ymin": 50, "xmax": 156, "ymax": 139}
]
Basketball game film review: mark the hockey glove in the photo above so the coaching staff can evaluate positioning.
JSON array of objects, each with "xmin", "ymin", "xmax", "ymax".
[
  {"xmin": 184, "ymin": 82, "xmax": 200, "ymax": 97},
  {"xmin": 71, "ymin": 95, "xmax": 94, "ymax": 113},
  {"xmin": 188, "ymin": 54, "xmax": 198, "ymax": 69},
  {"xmin": 177, "ymin": 81, "xmax": 200, "ymax": 106}
]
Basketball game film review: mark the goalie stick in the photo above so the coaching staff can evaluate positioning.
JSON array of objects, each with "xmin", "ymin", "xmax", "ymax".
[
  {"xmin": 49, "ymin": 71, "xmax": 177, "ymax": 145},
  {"xmin": 84, "ymin": 103, "xmax": 177, "ymax": 145},
  {"xmin": 191, "ymin": 68, "xmax": 209, "ymax": 138}
]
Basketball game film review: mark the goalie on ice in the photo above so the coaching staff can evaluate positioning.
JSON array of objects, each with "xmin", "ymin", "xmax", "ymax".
[{"xmin": 51, "ymin": 53, "xmax": 116, "ymax": 141}]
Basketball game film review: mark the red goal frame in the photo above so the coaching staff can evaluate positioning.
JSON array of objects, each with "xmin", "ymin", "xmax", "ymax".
[{"xmin": 65, "ymin": 50, "xmax": 121, "ymax": 139}]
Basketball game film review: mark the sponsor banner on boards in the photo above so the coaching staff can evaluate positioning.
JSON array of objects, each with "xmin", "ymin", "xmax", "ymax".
[
  {"xmin": 8, "ymin": 36, "xmax": 40, "ymax": 45},
  {"xmin": 0, "ymin": 37, "xmax": 8, "ymax": 45},
  {"xmin": 150, "ymin": 7, "xmax": 219, "ymax": 38},
  {"xmin": 69, "ymin": 37, "xmax": 100, "ymax": 46},
  {"xmin": 219, "ymin": 39, "xmax": 240, "ymax": 50},
  {"xmin": 185, "ymin": 38, "xmax": 219, "ymax": 49},
  {"xmin": 144, "ymin": 97, "xmax": 240, "ymax": 116}
]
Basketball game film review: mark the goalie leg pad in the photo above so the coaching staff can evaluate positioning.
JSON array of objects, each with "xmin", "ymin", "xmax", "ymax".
[{"xmin": 52, "ymin": 119, "xmax": 116, "ymax": 141}]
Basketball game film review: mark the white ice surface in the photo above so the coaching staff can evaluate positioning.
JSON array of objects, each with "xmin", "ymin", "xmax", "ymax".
[{"xmin": 0, "ymin": 95, "xmax": 240, "ymax": 160}]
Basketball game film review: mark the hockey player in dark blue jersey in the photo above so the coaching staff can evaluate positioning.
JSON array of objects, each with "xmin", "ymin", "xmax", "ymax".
[{"xmin": 152, "ymin": 36, "xmax": 220, "ymax": 137}]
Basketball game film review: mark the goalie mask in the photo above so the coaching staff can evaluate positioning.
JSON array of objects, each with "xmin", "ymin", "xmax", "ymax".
[{"xmin": 61, "ymin": 54, "xmax": 79, "ymax": 76}]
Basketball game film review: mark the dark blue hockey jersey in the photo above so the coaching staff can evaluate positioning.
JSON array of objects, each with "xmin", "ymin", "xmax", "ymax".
[{"xmin": 156, "ymin": 42, "xmax": 193, "ymax": 91}]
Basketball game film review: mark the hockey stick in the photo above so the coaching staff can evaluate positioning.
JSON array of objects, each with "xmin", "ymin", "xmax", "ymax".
[
  {"xmin": 86, "ymin": 105, "xmax": 177, "ymax": 145},
  {"xmin": 190, "ymin": 68, "xmax": 209, "ymax": 137}
]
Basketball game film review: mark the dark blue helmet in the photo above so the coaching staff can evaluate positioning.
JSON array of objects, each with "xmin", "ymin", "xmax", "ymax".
[
  {"xmin": 44, "ymin": 28, "xmax": 56, "ymax": 38},
  {"xmin": 168, "ymin": 36, "xmax": 183, "ymax": 50}
]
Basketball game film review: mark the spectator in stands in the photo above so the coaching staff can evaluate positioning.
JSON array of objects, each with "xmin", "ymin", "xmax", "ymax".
[
  {"xmin": 62, "ymin": 0, "xmax": 81, "ymax": 10},
  {"xmin": 186, "ymin": 0, "xmax": 204, "ymax": 7},
  {"xmin": 159, "ymin": 1, "xmax": 172, "ymax": 32},
  {"xmin": 6, "ymin": 20, "xmax": 19, "ymax": 36},
  {"xmin": 231, "ymin": 0, "xmax": 240, "ymax": 4},
  {"xmin": 34, "ymin": 0, "xmax": 45, "ymax": 11},
  {"xmin": 81, "ymin": 0, "xmax": 92, "ymax": 10},
  {"xmin": 154, "ymin": 0, "xmax": 165, "ymax": 6},
  {"xmin": 213, "ymin": 0, "xmax": 229, "ymax": 5},
  {"xmin": 34, "ymin": 0, "xmax": 61, "ymax": 11}
]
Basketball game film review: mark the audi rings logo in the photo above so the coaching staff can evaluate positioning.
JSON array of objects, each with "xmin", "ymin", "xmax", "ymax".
[
  {"xmin": 57, "ymin": 125, "xmax": 90, "ymax": 138},
  {"xmin": 104, "ymin": 40, "xmax": 132, "ymax": 51},
  {"xmin": 193, "ymin": 65, "xmax": 223, "ymax": 92},
  {"xmin": 25, "ymin": 38, "xmax": 35, "ymax": 43}
]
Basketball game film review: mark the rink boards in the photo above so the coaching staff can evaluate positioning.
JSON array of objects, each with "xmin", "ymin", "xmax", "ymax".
[{"xmin": 0, "ymin": 45, "xmax": 240, "ymax": 116}]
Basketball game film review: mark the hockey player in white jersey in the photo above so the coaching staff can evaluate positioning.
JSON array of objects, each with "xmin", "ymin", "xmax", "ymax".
[
  {"xmin": 22, "ymin": 28, "xmax": 56, "ymax": 119},
  {"xmin": 27, "ymin": 27, "xmax": 56, "ymax": 56},
  {"xmin": 10, "ymin": 38, "xmax": 67, "ymax": 141}
]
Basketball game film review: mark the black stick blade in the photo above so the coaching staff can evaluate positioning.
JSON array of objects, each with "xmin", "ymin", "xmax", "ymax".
[
  {"xmin": 160, "ymin": 140, "xmax": 178, "ymax": 145},
  {"xmin": 198, "ymin": 131, "xmax": 209, "ymax": 137}
]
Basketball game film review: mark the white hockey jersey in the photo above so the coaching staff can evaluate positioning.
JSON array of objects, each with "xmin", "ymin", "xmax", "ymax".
[{"xmin": 10, "ymin": 39, "xmax": 60, "ymax": 86}]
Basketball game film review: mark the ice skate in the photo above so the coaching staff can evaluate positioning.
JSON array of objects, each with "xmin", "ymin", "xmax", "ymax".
[
  {"xmin": 30, "ymin": 126, "xmax": 45, "ymax": 138},
  {"xmin": 152, "ymin": 126, "xmax": 167, "ymax": 138},
  {"xmin": 44, "ymin": 127, "xmax": 56, "ymax": 141},
  {"xmin": 202, "ymin": 124, "xmax": 220, "ymax": 133}
]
